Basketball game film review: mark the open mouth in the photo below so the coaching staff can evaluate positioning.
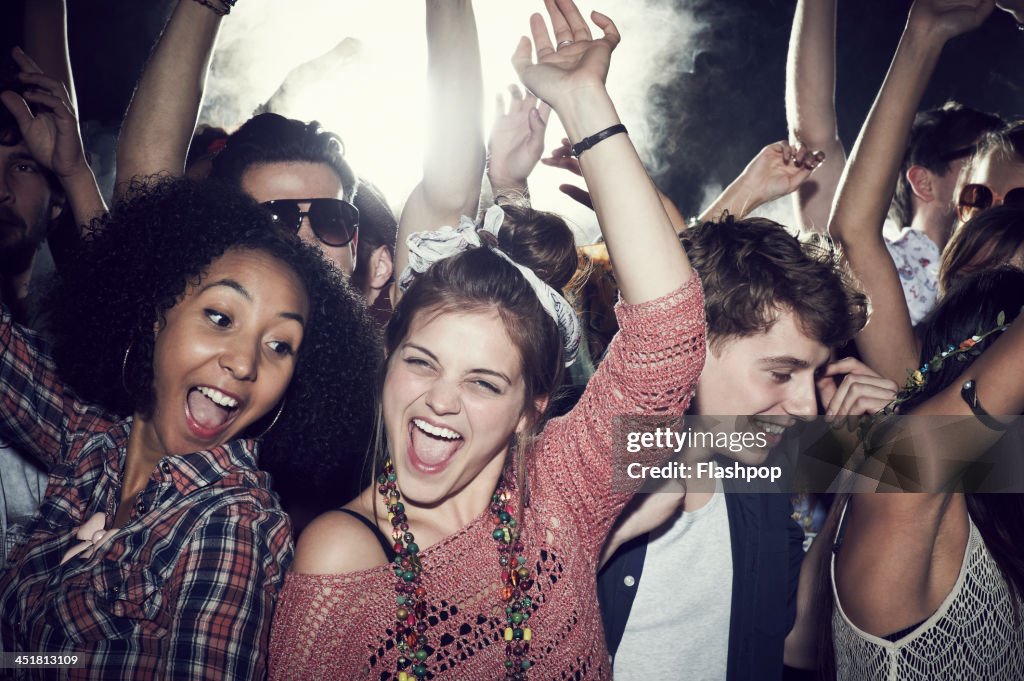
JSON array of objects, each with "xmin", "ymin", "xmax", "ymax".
[
  {"xmin": 407, "ymin": 418, "xmax": 464, "ymax": 473},
  {"xmin": 747, "ymin": 417, "xmax": 794, "ymax": 448},
  {"xmin": 185, "ymin": 385, "xmax": 242, "ymax": 440},
  {"xmin": 749, "ymin": 418, "xmax": 788, "ymax": 436}
]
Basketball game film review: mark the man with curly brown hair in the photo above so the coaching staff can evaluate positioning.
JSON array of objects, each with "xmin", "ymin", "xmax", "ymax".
[{"xmin": 600, "ymin": 216, "xmax": 871, "ymax": 681}]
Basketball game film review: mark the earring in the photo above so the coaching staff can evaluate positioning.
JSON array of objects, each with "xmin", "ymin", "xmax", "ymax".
[
  {"xmin": 121, "ymin": 342, "xmax": 134, "ymax": 395},
  {"xmin": 257, "ymin": 400, "xmax": 286, "ymax": 439}
]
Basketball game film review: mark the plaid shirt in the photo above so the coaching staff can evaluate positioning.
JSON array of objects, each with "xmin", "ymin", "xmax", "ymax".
[{"xmin": 0, "ymin": 309, "xmax": 293, "ymax": 680}]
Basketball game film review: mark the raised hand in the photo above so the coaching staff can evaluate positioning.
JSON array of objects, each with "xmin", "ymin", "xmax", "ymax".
[
  {"xmin": 817, "ymin": 357, "xmax": 899, "ymax": 430},
  {"xmin": 744, "ymin": 140, "xmax": 825, "ymax": 206},
  {"xmin": 487, "ymin": 84, "xmax": 551, "ymax": 194},
  {"xmin": 541, "ymin": 137, "xmax": 593, "ymax": 209},
  {"xmin": 907, "ymin": 0, "xmax": 996, "ymax": 42},
  {"xmin": 511, "ymin": 0, "xmax": 619, "ymax": 112},
  {"xmin": 0, "ymin": 47, "xmax": 88, "ymax": 180}
]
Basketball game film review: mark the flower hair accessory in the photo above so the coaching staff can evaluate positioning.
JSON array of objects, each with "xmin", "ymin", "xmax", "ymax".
[
  {"xmin": 398, "ymin": 204, "xmax": 581, "ymax": 366},
  {"xmin": 884, "ymin": 311, "xmax": 1009, "ymax": 415}
]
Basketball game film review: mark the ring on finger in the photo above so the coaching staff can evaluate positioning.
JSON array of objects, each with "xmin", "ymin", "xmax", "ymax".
[{"xmin": 557, "ymin": 40, "xmax": 574, "ymax": 49}]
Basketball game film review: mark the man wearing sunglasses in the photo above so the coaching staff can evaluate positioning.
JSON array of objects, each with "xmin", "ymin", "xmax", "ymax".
[
  {"xmin": 206, "ymin": 113, "xmax": 362, "ymax": 277},
  {"xmin": 956, "ymin": 122, "xmax": 1024, "ymax": 224},
  {"xmin": 884, "ymin": 103, "xmax": 1003, "ymax": 325}
]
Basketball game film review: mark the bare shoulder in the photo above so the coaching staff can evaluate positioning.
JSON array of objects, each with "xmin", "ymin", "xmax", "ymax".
[{"xmin": 292, "ymin": 498, "xmax": 390, "ymax": 575}]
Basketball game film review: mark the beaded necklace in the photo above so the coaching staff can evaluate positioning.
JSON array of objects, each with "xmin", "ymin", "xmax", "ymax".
[{"xmin": 378, "ymin": 457, "xmax": 535, "ymax": 680}]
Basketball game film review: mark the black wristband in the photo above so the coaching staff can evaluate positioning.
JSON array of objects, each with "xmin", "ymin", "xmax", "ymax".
[{"xmin": 570, "ymin": 124, "xmax": 628, "ymax": 158}]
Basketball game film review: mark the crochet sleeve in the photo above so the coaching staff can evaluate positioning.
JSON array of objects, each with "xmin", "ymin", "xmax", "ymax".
[{"xmin": 534, "ymin": 275, "xmax": 705, "ymax": 558}]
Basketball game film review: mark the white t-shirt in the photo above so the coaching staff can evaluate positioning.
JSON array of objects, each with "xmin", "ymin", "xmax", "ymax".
[{"xmin": 614, "ymin": 480, "xmax": 732, "ymax": 681}]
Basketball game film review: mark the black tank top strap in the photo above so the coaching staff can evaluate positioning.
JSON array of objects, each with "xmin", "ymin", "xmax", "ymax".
[{"xmin": 335, "ymin": 508, "xmax": 397, "ymax": 562}]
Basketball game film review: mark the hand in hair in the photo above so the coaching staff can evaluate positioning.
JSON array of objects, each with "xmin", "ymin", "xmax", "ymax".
[
  {"xmin": 488, "ymin": 84, "xmax": 551, "ymax": 198},
  {"xmin": 1, "ymin": 48, "xmax": 86, "ymax": 180},
  {"xmin": 0, "ymin": 47, "xmax": 105, "ymax": 227},
  {"xmin": 817, "ymin": 357, "xmax": 899, "ymax": 432},
  {"xmin": 699, "ymin": 140, "xmax": 825, "ymax": 223}
]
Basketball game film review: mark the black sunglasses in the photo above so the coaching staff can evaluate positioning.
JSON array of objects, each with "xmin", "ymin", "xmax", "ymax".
[
  {"xmin": 261, "ymin": 198, "xmax": 359, "ymax": 247},
  {"xmin": 956, "ymin": 184, "xmax": 1024, "ymax": 223}
]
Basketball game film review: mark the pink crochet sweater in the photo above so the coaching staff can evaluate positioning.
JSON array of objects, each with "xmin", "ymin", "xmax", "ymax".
[{"xmin": 268, "ymin": 276, "xmax": 705, "ymax": 680}]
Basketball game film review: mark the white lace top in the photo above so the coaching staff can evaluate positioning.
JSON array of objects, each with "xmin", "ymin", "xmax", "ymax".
[{"xmin": 832, "ymin": 510, "xmax": 1024, "ymax": 680}]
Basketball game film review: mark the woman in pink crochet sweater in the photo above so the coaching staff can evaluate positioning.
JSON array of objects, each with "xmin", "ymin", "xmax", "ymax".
[{"xmin": 268, "ymin": 1, "xmax": 705, "ymax": 678}]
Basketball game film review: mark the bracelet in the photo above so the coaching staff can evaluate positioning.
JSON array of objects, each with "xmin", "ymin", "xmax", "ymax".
[
  {"xmin": 570, "ymin": 123, "xmax": 628, "ymax": 158},
  {"xmin": 960, "ymin": 379, "xmax": 1010, "ymax": 431},
  {"xmin": 190, "ymin": 0, "xmax": 235, "ymax": 16}
]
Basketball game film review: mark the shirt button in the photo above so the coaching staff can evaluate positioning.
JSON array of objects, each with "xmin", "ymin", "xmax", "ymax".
[
  {"xmin": 160, "ymin": 461, "xmax": 171, "ymax": 474},
  {"xmin": 137, "ymin": 502, "xmax": 147, "ymax": 514},
  {"xmin": 623, "ymin": 575, "xmax": 636, "ymax": 587}
]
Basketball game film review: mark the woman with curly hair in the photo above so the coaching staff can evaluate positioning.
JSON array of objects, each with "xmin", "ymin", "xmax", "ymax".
[{"xmin": 0, "ymin": 178, "xmax": 379, "ymax": 679}]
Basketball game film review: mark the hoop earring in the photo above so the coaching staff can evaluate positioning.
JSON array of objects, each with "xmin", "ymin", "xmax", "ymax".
[
  {"xmin": 121, "ymin": 342, "xmax": 134, "ymax": 395},
  {"xmin": 257, "ymin": 399, "xmax": 286, "ymax": 439}
]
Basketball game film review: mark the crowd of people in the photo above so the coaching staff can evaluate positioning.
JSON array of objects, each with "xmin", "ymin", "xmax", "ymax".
[{"xmin": 0, "ymin": 0, "xmax": 1022, "ymax": 679}]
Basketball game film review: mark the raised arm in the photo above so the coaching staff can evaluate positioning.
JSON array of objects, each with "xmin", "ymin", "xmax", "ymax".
[
  {"xmin": 392, "ymin": 0, "xmax": 485, "ymax": 302},
  {"xmin": 828, "ymin": 0, "xmax": 994, "ymax": 385},
  {"xmin": 115, "ymin": 0, "xmax": 225, "ymax": 197},
  {"xmin": 698, "ymin": 139, "xmax": 823, "ymax": 223},
  {"xmin": 21, "ymin": 0, "xmax": 76, "ymax": 109},
  {"xmin": 486, "ymin": 84, "xmax": 551, "ymax": 201},
  {"xmin": 786, "ymin": 0, "xmax": 846, "ymax": 233},
  {"xmin": 513, "ymin": 0, "xmax": 693, "ymax": 303},
  {"xmin": 1, "ymin": 48, "xmax": 105, "ymax": 229}
]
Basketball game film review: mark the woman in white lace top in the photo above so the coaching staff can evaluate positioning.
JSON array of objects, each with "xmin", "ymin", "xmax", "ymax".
[{"xmin": 792, "ymin": 268, "xmax": 1024, "ymax": 681}]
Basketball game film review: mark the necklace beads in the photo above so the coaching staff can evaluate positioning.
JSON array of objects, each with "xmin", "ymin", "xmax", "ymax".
[
  {"xmin": 379, "ymin": 459, "xmax": 429, "ymax": 680},
  {"xmin": 491, "ymin": 484, "xmax": 534, "ymax": 679},
  {"xmin": 379, "ymin": 459, "xmax": 535, "ymax": 679}
]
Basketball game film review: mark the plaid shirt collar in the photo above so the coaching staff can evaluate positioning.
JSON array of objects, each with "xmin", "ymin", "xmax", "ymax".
[{"xmin": 97, "ymin": 417, "xmax": 262, "ymax": 497}]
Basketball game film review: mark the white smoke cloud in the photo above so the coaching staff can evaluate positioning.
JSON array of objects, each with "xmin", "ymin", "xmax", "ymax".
[{"xmin": 202, "ymin": 1, "xmax": 703, "ymax": 244}]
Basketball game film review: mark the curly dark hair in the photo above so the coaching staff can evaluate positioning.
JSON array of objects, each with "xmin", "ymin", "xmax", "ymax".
[
  {"xmin": 681, "ymin": 215, "xmax": 868, "ymax": 351},
  {"xmin": 47, "ymin": 177, "xmax": 381, "ymax": 505}
]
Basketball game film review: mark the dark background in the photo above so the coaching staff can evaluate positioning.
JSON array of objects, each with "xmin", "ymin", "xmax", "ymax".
[{"xmin": 2, "ymin": 0, "xmax": 1022, "ymax": 212}]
